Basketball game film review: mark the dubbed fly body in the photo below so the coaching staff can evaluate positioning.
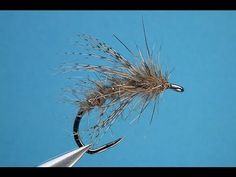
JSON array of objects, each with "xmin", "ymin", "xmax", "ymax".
[{"xmin": 62, "ymin": 21, "xmax": 184, "ymax": 154}]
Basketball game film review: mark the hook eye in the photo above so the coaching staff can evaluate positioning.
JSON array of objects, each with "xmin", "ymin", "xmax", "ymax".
[{"xmin": 169, "ymin": 83, "xmax": 184, "ymax": 92}]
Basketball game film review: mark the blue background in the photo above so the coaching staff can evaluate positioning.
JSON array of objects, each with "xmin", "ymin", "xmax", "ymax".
[{"xmin": 0, "ymin": 11, "xmax": 236, "ymax": 167}]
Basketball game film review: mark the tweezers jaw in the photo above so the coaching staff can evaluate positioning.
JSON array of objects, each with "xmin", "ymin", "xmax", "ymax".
[{"xmin": 38, "ymin": 144, "xmax": 91, "ymax": 167}]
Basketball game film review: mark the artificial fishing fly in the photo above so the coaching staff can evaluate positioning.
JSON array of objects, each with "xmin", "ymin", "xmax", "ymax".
[{"xmin": 62, "ymin": 20, "xmax": 184, "ymax": 154}]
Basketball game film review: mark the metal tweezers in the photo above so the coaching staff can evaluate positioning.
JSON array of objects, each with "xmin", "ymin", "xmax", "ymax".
[{"xmin": 38, "ymin": 144, "xmax": 91, "ymax": 167}]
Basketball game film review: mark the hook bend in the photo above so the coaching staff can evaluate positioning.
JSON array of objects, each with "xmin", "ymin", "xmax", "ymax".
[{"xmin": 73, "ymin": 110, "xmax": 123, "ymax": 154}]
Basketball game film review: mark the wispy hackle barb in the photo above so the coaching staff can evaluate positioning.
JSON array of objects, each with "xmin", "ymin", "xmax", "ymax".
[{"xmin": 61, "ymin": 21, "xmax": 184, "ymax": 154}]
